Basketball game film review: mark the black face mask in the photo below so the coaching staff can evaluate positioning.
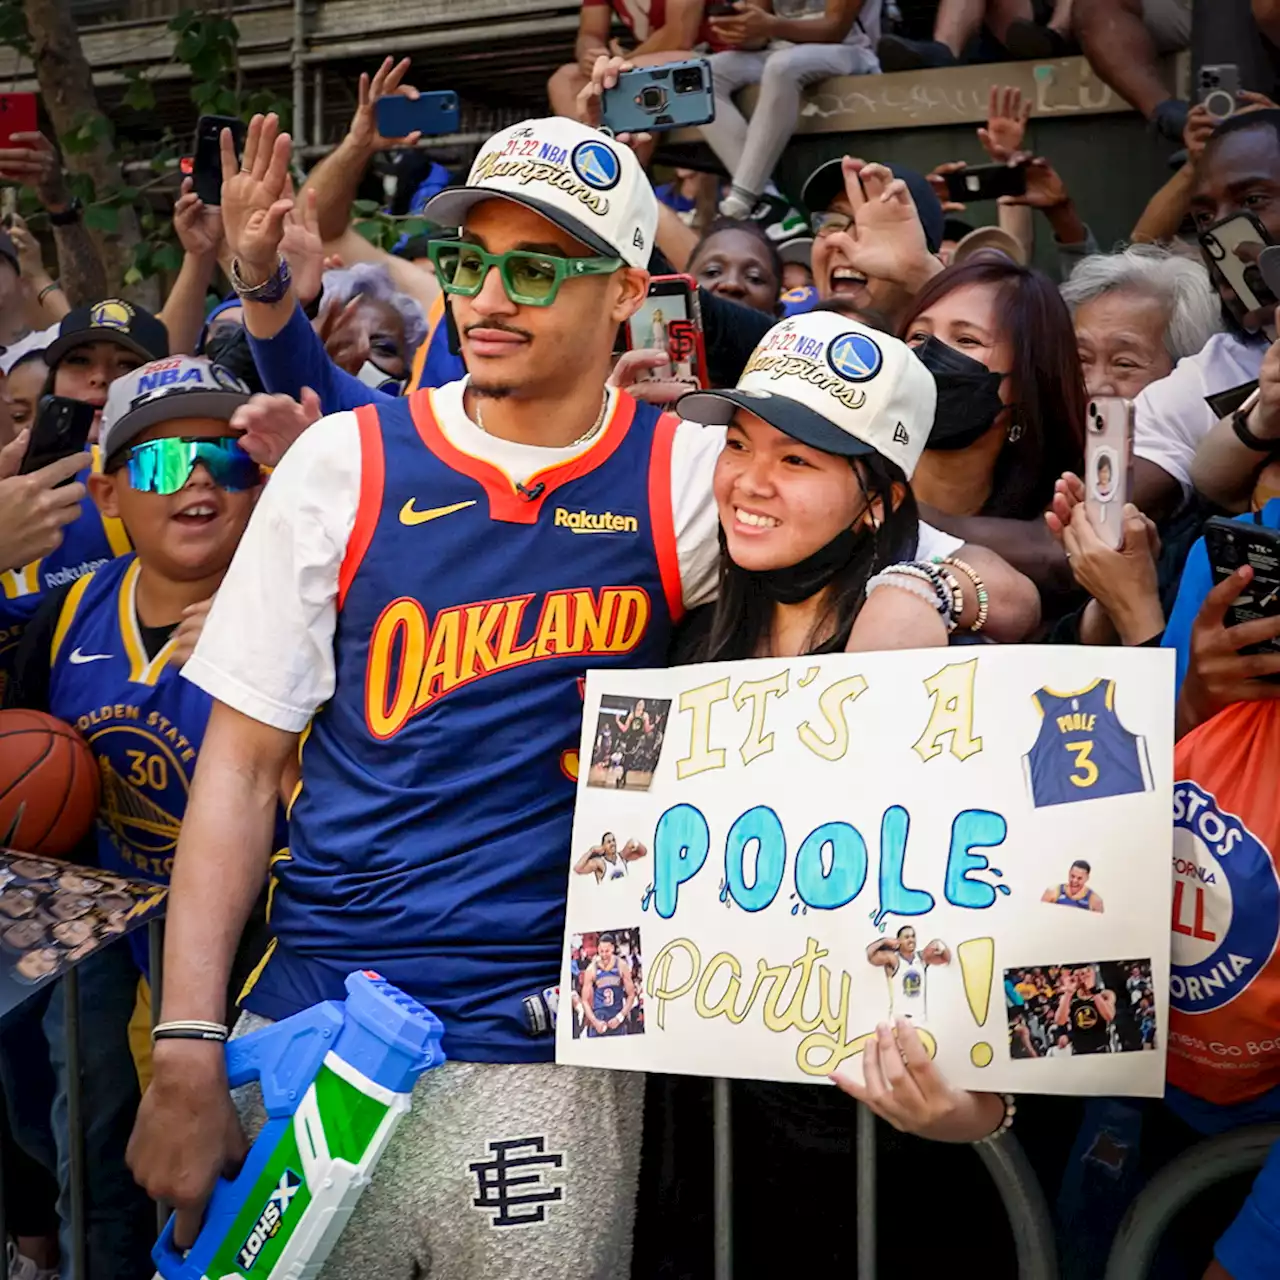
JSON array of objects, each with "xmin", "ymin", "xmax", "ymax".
[
  {"xmin": 738, "ymin": 526, "xmax": 862, "ymax": 605},
  {"xmin": 913, "ymin": 335, "xmax": 1006, "ymax": 451}
]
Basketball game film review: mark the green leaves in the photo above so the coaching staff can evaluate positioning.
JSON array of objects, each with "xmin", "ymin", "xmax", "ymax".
[
  {"xmin": 122, "ymin": 69, "xmax": 155, "ymax": 113},
  {"xmin": 60, "ymin": 111, "xmax": 114, "ymax": 156}
]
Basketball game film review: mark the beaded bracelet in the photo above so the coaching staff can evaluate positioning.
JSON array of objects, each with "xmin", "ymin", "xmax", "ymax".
[
  {"xmin": 865, "ymin": 573, "xmax": 944, "ymax": 615},
  {"xmin": 920, "ymin": 559, "xmax": 965, "ymax": 625},
  {"xmin": 936, "ymin": 555, "xmax": 990, "ymax": 633},
  {"xmin": 978, "ymin": 1093, "xmax": 1017, "ymax": 1143},
  {"xmin": 880, "ymin": 562, "xmax": 956, "ymax": 631}
]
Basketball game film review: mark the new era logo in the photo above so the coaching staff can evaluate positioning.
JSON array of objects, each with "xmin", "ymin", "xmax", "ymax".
[
  {"xmin": 893, "ymin": 423, "xmax": 909, "ymax": 445},
  {"xmin": 633, "ymin": 228, "xmax": 645, "ymax": 249}
]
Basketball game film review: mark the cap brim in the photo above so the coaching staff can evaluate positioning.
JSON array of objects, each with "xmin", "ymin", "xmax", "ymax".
[
  {"xmin": 800, "ymin": 159, "xmax": 844, "ymax": 217},
  {"xmin": 421, "ymin": 187, "xmax": 619, "ymax": 260},
  {"xmin": 101, "ymin": 389, "xmax": 249, "ymax": 461},
  {"xmin": 44, "ymin": 327, "xmax": 156, "ymax": 369},
  {"xmin": 677, "ymin": 389, "xmax": 877, "ymax": 458},
  {"xmin": 777, "ymin": 237, "xmax": 814, "ymax": 266}
]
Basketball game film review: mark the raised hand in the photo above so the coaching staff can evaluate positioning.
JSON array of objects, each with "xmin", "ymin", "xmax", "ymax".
[
  {"xmin": 0, "ymin": 431, "xmax": 89, "ymax": 574},
  {"xmin": 220, "ymin": 113, "xmax": 294, "ymax": 286},
  {"xmin": 978, "ymin": 85, "xmax": 1031, "ymax": 164},
  {"xmin": 998, "ymin": 153, "xmax": 1070, "ymax": 212},
  {"xmin": 347, "ymin": 56, "xmax": 421, "ymax": 154},
  {"xmin": 280, "ymin": 187, "xmax": 325, "ymax": 307},
  {"xmin": 173, "ymin": 176, "xmax": 225, "ymax": 260},
  {"xmin": 0, "ymin": 131, "xmax": 67, "ymax": 210},
  {"xmin": 926, "ymin": 161, "xmax": 968, "ymax": 215},
  {"xmin": 230, "ymin": 387, "xmax": 323, "ymax": 468},
  {"xmin": 839, "ymin": 158, "xmax": 934, "ymax": 286}
]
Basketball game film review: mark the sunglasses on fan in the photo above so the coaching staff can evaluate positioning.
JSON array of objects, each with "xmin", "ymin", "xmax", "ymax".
[{"xmin": 118, "ymin": 437, "xmax": 261, "ymax": 495}]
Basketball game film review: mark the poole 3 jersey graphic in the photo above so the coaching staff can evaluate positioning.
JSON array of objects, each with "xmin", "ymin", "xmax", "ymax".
[{"xmin": 1023, "ymin": 679, "xmax": 1152, "ymax": 808}]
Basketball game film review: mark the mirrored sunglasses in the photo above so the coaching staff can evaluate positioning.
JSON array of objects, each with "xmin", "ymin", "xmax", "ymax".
[{"xmin": 123, "ymin": 436, "xmax": 261, "ymax": 495}]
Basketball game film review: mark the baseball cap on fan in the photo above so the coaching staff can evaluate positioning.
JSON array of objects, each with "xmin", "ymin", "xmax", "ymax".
[
  {"xmin": 422, "ymin": 118, "xmax": 657, "ymax": 269},
  {"xmin": 99, "ymin": 355, "xmax": 251, "ymax": 461},
  {"xmin": 800, "ymin": 159, "xmax": 945, "ymax": 256},
  {"xmin": 677, "ymin": 311, "xmax": 938, "ymax": 479}
]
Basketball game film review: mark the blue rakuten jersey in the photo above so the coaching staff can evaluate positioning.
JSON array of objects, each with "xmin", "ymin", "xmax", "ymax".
[
  {"xmin": 0, "ymin": 457, "xmax": 129, "ymax": 703},
  {"xmin": 242, "ymin": 385, "xmax": 683, "ymax": 1061},
  {"xmin": 589, "ymin": 959, "xmax": 627, "ymax": 1036},
  {"xmin": 1052, "ymin": 885, "xmax": 1096, "ymax": 910},
  {"xmin": 1023, "ymin": 679, "xmax": 1152, "ymax": 808}
]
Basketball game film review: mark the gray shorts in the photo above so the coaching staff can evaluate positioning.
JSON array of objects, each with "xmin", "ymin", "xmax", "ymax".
[
  {"xmin": 231, "ymin": 1011, "xmax": 645, "ymax": 1280},
  {"xmin": 1142, "ymin": 0, "xmax": 1191, "ymax": 52}
]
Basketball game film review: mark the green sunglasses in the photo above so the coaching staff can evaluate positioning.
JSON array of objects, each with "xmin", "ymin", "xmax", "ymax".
[
  {"xmin": 122, "ymin": 436, "xmax": 262, "ymax": 495},
  {"xmin": 427, "ymin": 240, "xmax": 624, "ymax": 307}
]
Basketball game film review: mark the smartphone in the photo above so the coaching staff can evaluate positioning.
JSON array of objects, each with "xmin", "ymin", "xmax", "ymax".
[
  {"xmin": 0, "ymin": 94, "xmax": 37, "ymax": 150},
  {"xmin": 375, "ymin": 91, "xmax": 460, "ymax": 140},
  {"xmin": 1200, "ymin": 211, "xmax": 1277, "ymax": 333},
  {"xmin": 943, "ymin": 162, "xmax": 1027, "ymax": 203},
  {"xmin": 624, "ymin": 274, "xmax": 708, "ymax": 390},
  {"xmin": 1084, "ymin": 397, "xmax": 1133, "ymax": 550},
  {"xmin": 705, "ymin": 1, "xmax": 738, "ymax": 13},
  {"xmin": 18, "ymin": 396, "xmax": 94, "ymax": 481},
  {"xmin": 193, "ymin": 115, "xmax": 246, "ymax": 206},
  {"xmin": 1204, "ymin": 515, "xmax": 1280, "ymax": 662},
  {"xmin": 1198, "ymin": 63, "xmax": 1240, "ymax": 121},
  {"xmin": 601, "ymin": 59, "xmax": 715, "ymax": 135}
]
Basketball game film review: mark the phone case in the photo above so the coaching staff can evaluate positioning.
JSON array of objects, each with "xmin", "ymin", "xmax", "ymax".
[
  {"xmin": 944, "ymin": 163, "xmax": 1027, "ymax": 203},
  {"xmin": 193, "ymin": 116, "xmax": 245, "ymax": 207},
  {"xmin": 1084, "ymin": 398, "xmax": 1133, "ymax": 550},
  {"xmin": 600, "ymin": 61, "xmax": 715, "ymax": 135},
  {"xmin": 1198, "ymin": 64, "xmax": 1240, "ymax": 119},
  {"xmin": 625, "ymin": 275, "xmax": 709, "ymax": 390},
  {"xmin": 19, "ymin": 397, "xmax": 94, "ymax": 481},
  {"xmin": 374, "ymin": 92, "xmax": 460, "ymax": 140},
  {"xmin": 0, "ymin": 94, "xmax": 37, "ymax": 149},
  {"xmin": 1205, "ymin": 516, "xmax": 1280, "ymax": 658},
  {"xmin": 1200, "ymin": 212, "xmax": 1276, "ymax": 315}
]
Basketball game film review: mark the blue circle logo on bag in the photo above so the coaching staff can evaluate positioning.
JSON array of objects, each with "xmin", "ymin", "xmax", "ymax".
[
  {"xmin": 571, "ymin": 140, "xmax": 621, "ymax": 192},
  {"xmin": 1170, "ymin": 781, "xmax": 1280, "ymax": 1014},
  {"xmin": 827, "ymin": 332, "xmax": 882, "ymax": 382}
]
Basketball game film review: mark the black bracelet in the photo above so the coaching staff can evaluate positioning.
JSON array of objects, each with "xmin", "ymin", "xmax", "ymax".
[
  {"xmin": 152, "ymin": 1026, "xmax": 228, "ymax": 1044},
  {"xmin": 48, "ymin": 198, "xmax": 82, "ymax": 227},
  {"xmin": 1232, "ymin": 405, "xmax": 1278, "ymax": 453}
]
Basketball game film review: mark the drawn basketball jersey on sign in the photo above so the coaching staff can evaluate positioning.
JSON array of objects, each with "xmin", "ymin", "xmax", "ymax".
[
  {"xmin": 1023, "ymin": 679, "xmax": 1152, "ymax": 808},
  {"xmin": 889, "ymin": 952, "xmax": 927, "ymax": 1019}
]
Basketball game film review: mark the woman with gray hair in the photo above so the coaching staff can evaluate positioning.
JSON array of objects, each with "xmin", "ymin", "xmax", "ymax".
[
  {"xmin": 316, "ymin": 261, "xmax": 428, "ymax": 393},
  {"xmin": 1061, "ymin": 244, "xmax": 1221, "ymax": 400}
]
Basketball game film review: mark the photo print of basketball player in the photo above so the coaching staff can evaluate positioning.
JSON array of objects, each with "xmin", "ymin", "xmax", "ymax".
[
  {"xmin": 1004, "ymin": 959, "xmax": 1154, "ymax": 1059},
  {"xmin": 574, "ymin": 833, "xmax": 649, "ymax": 884},
  {"xmin": 1042, "ymin": 859, "xmax": 1105, "ymax": 913},
  {"xmin": 569, "ymin": 926, "xmax": 645, "ymax": 1039},
  {"xmin": 587, "ymin": 695, "xmax": 673, "ymax": 792},
  {"xmin": 1023, "ymin": 679, "xmax": 1153, "ymax": 808},
  {"xmin": 865, "ymin": 926, "xmax": 951, "ymax": 1021}
]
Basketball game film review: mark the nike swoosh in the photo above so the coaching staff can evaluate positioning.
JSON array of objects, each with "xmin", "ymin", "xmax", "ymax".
[
  {"xmin": 398, "ymin": 498, "xmax": 477, "ymax": 526},
  {"xmin": 69, "ymin": 648, "xmax": 112, "ymax": 665}
]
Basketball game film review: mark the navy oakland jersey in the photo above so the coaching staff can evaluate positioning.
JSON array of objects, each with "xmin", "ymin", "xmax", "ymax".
[
  {"xmin": 45, "ymin": 556, "xmax": 204, "ymax": 973},
  {"xmin": 0, "ymin": 453, "xmax": 130, "ymax": 704},
  {"xmin": 1024, "ymin": 679, "xmax": 1152, "ymax": 808},
  {"xmin": 243, "ymin": 385, "xmax": 683, "ymax": 1061},
  {"xmin": 1053, "ymin": 885, "xmax": 1096, "ymax": 910},
  {"xmin": 589, "ymin": 960, "xmax": 627, "ymax": 1036}
]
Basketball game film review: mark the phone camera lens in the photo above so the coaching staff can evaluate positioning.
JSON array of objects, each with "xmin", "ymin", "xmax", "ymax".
[{"xmin": 672, "ymin": 67, "xmax": 703, "ymax": 94}]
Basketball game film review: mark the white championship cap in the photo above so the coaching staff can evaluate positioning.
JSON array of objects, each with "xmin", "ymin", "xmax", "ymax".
[
  {"xmin": 423, "ymin": 118, "xmax": 657, "ymax": 270},
  {"xmin": 678, "ymin": 311, "xmax": 938, "ymax": 479}
]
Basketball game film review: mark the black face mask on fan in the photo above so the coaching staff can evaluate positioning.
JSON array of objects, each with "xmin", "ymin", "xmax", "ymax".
[{"xmin": 913, "ymin": 335, "xmax": 1007, "ymax": 451}]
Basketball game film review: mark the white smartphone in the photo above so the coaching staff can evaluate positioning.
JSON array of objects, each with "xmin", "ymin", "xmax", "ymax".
[{"xmin": 1085, "ymin": 396, "xmax": 1134, "ymax": 550}]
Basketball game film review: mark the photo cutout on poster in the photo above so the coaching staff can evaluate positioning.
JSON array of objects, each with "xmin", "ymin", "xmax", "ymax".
[
  {"xmin": 586, "ymin": 695, "xmax": 672, "ymax": 792},
  {"xmin": 1023, "ymin": 678, "xmax": 1153, "ymax": 808},
  {"xmin": 569, "ymin": 926, "xmax": 645, "ymax": 1040},
  {"xmin": 574, "ymin": 833, "xmax": 649, "ymax": 884},
  {"xmin": 1005, "ymin": 959, "xmax": 1156, "ymax": 1060},
  {"xmin": 865, "ymin": 926, "xmax": 951, "ymax": 1023},
  {"xmin": 1041, "ymin": 858, "xmax": 1105, "ymax": 913}
]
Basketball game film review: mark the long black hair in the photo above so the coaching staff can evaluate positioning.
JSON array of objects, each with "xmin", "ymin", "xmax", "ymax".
[{"xmin": 697, "ymin": 451, "xmax": 919, "ymax": 662}]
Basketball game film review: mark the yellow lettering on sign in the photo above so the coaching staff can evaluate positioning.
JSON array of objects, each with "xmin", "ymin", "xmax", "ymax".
[
  {"xmin": 733, "ymin": 670, "xmax": 789, "ymax": 766},
  {"xmin": 912, "ymin": 658, "xmax": 983, "ymax": 762},
  {"xmin": 797, "ymin": 674, "xmax": 868, "ymax": 761},
  {"xmin": 676, "ymin": 678, "xmax": 731, "ymax": 779}
]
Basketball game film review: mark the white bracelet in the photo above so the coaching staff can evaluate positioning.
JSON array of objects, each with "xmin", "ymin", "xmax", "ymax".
[
  {"xmin": 152, "ymin": 1019, "xmax": 229, "ymax": 1044},
  {"xmin": 978, "ymin": 1093, "xmax": 1017, "ymax": 1143},
  {"xmin": 865, "ymin": 573, "xmax": 946, "ymax": 614}
]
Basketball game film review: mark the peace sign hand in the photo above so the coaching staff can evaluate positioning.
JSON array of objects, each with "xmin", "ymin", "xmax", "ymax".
[{"xmin": 221, "ymin": 113, "xmax": 294, "ymax": 286}]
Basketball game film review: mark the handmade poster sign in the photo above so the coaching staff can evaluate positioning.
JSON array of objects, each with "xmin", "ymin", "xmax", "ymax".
[{"xmin": 557, "ymin": 645, "xmax": 1174, "ymax": 1096}]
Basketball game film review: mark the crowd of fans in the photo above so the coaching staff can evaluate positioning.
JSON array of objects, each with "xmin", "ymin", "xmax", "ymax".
[{"xmin": 0, "ymin": 0, "xmax": 1277, "ymax": 1277}]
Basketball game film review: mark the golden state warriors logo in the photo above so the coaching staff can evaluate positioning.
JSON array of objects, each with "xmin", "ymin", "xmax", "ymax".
[
  {"xmin": 571, "ymin": 140, "xmax": 621, "ymax": 192},
  {"xmin": 90, "ymin": 299, "xmax": 135, "ymax": 333},
  {"xmin": 827, "ymin": 332, "xmax": 882, "ymax": 383}
]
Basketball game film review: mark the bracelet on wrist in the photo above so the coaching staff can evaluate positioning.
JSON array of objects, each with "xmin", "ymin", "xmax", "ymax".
[
  {"xmin": 37, "ymin": 280, "xmax": 62, "ymax": 304},
  {"xmin": 937, "ymin": 555, "xmax": 989, "ymax": 633},
  {"xmin": 865, "ymin": 572, "xmax": 946, "ymax": 616},
  {"xmin": 152, "ymin": 1018, "xmax": 229, "ymax": 1045},
  {"xmin": 47, "ymin": 197, "xmax": 82, "ymax": 227},
  {"xmin": 978, "ymin": 1093, "xmax": 1016, "ymax": 1143},
  {"xmin": 1232, "ymin": 402, "xmax": 1278, "ymax": 454},
  {"xmin": 231, "ymin": 255, "xmax": 292, "ymax": 303}
]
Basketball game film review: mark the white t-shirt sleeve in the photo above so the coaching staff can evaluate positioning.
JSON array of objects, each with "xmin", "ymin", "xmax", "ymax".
[
  {"xmin": 1132, "ymin": 349, "xmax": 1213, "ymax": 494},
  {"xmin": 917, "ymin": 521, "xmax": 962, "ymax": 562},
  {"xmin": 671, "ymin": 420, "xmax": 724, "ymax": 611},
  {"xmin": 182, "ymin": 411, "xmax": 362, "ymax": 732}
]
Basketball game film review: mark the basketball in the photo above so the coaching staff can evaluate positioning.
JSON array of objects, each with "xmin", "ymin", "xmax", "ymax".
[{"xmin": 0, "ymin": 710, "xmax": 100, "ymax": 856}]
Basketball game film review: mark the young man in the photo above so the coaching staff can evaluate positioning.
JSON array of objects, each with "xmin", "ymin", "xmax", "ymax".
[
  {"xmin": 126, "ymin": 111, "xmax": 1041, "ymax": 1277},
  {"xmin": 8, "ymin": 355, "xmax": 266, "ymax": 1280},
  {"xmin": 574, "ymin": 832, "xmax": 647, "ymax": 882},
  {"xmin": 1054, "ymin": 965, "xmax": 1116, "ymax": 1055},
  {"xmin": 865, "ymin": 925, "xmax": 950, "ymax": 1020},
  {"xmin": 1042, "ymin": 858, "xmax": 1105, "ymax": 912},
  {"xmin": 580, "ymin": 932, "xmax": 637, "ymax": 1036}
]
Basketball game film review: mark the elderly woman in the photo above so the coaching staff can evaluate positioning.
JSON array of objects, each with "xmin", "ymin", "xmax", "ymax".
[
  {"xmin": 1060, "ymin": 244, "xmax": 1221, "ymax": 399},
  {"xmin": 315, "ymin": 262, "xmax": 428, "ymax": 393}
]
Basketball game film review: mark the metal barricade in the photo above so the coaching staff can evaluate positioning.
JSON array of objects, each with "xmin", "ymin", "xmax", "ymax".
[{"xmin": 1104, "ymin": 1123, "xmax": 1280, "ymax": 1280}]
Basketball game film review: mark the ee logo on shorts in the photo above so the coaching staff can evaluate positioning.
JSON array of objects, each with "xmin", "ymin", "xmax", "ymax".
[
  {"xmin": 571, "ymin": 141, "xmax": 621, "ymax": 192},
  {"xmin": 827, "ymin": 332, "xmax": 882, "ymax": 382},
  {"xmin": 1170, "ymin": 781, "xmax": 1280, "ymax": 1014}
]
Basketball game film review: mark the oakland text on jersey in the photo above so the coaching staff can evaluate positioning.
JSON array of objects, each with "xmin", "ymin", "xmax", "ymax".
[{"xmin": 366, "ymin": 586, "xmax": 652, "ymax": 739}]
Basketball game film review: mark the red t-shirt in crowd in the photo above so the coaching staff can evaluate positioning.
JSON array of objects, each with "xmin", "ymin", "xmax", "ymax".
[{"xmin": 582, "ymin": 0, "xmax": 716, "ymax": 47}]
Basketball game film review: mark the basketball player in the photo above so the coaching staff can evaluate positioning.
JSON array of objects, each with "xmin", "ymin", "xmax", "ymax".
[
  {"xmin": 865, "ymin": 926, "xmax": 951, "ymax": 1020},
  {"xmin": 581, "ymin": 932, "xmax": 637, "ymax": 1037},
  {"xmin": 1024, "ymin": 678, "xmax": 1153, "ymax": 807},
  {"xmin": 574, "ymin": 832, "xmax": 648, "ymax": 882},
  {"xmin": 8, "ymin": 355, "xmax": 276, "ymax": 1279},
  {"xmin": 616, "ymin": 698, "xmax": 654, "ymax": 788},
  {"xmin": 1042, "ymin": 859, "xmax": 1105, "ymax": 913},
  {"xmin": 128, "ymin": 108, "xmax": 1042, "ymax": 1278},
  {"xmin": 1054, "ymin": 966, "xmax": 1116, "ymax": 1056}
]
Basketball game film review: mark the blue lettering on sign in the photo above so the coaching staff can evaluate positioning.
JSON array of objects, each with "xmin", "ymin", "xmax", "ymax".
[
  {"xmin": 647, "ymin": 802, "xmax": 1011, "ymax": 921},
  {"xmin": 794, "ymin": 336, "xmax": 822, "ymax": 359},
  {"xmin": 537, "ymin": 143, "xmax": 567, "ymax": 165}
]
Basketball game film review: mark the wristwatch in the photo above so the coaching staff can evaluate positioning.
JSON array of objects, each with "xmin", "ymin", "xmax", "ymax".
[
  {"xmin": 47, "ymin": 197, "xmax": 83, "ymax": 227},
  {"xmin": 1231, "ymin": 392, "xmax": 1278, "ymax": 453},
  {"xmin": 231, "ymin": 255, "xmax": 292, "ymax": 304}
]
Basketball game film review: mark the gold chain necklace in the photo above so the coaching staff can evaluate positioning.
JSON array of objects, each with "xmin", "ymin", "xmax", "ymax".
[{"xmin": 473, "ymin": 390, "xmax": 610, "ymax": 448}]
